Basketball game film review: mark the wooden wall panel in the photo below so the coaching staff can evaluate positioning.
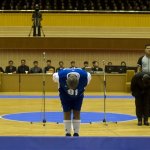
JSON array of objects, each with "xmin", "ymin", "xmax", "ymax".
[
  {"xmin": 1, "ymin": 13, "xmax": 150, "ymax": 27},
  {"xmin": 0, "ymin": 49, "xmax": 143, "ymax": 69},
  {"xmin": 0, "ymin": 37, "xmax": 149, "ymax": 50}
]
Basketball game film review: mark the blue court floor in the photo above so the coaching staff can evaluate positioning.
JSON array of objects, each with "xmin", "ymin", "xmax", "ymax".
[
  {"xmin": 0, "ymin": 95, "xmax": 134, "ymax": 99},
  {"xmin": 1, "ymin": 112, "xmax": 136, "ymax": 123},
  {"xmin": 0, "ymin": 136, "xmax": 150, "ymax": 150}
]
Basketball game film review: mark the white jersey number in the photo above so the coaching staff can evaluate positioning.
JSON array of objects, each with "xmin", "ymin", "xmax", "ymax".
[{"xmin": 67, "ymin": 89, "xmax": 78, "ymax": 96}]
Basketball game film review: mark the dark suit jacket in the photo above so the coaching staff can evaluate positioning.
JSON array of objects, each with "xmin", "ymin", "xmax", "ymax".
[
  {"xmin": 5, "ymin": 66, "xmax": 16, "ymax": 73},
  {"xmin": 30, "ymin": 67, "xmax": 42, "ymax": 73},
  {"xmin": 18, "ymin": 65, "xmax": 29, "ymax": 73},
  {"xmin": 56, "ymin": 67, "xmax": 64, "ymax": 72},
  {"xmin": 0, "ymin": 67, "xmax": 4, "ymax": 73},
  {"xmin": 44, "ymin": 66, "xmax": 55, "ymax": 73},
  {"xmin": 92, "ymin": 67, "xmax": 103, "ymax": 71}
]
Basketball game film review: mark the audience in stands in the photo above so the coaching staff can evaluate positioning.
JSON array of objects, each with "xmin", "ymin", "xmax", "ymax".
[
  {"xmin": 92, "ymin": 61, "xmax": 103, "ymax": 72},
  {"xmin": 5, "ymin": 60, "xmax": 16, "ymax": 74},
  {"xmin": 30, "ymin": 61, "xmax": 42, "ymax": 73},
  {"xmin": 17, "ymin": 59, "xmax": 29, "ymax": 74},
  {"xmin": 0, "ymin": 0, "xmax": 149, "ymax": 11},
  {"xmin": 44, "ymin": 60, "xmax": 55, "ymax": 73},
  {"xmin": 56, "ymin": 61, "xmax": 64, "ymax": 72}
]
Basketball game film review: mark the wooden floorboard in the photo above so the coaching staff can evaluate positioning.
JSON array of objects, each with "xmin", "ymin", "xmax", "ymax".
[{"xmin": 0, "ymin": 92, "xmax": 149, "ymax": 136}]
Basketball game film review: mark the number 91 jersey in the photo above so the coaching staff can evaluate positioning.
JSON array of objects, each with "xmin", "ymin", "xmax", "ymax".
[{"xmin": 58, "ymin": 68, "xmax": 89, "ymax": 97}]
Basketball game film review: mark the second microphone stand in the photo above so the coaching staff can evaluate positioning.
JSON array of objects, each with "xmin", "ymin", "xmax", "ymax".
[
  {"xmin": 102, "ymin": 61, "xmax": 107, "ymax": 125},
  {"xmin": 102, "ymin": 61, "xmax": 117, "ymax": 125},
  {"xmin": 42, "ymin": 52, "xmax": 46, "ymax": 126}
]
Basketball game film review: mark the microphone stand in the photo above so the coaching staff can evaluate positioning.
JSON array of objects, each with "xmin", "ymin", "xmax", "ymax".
[
  {"xmin": 42, "ymin": 52, "xmax": 46, "ymax": 126},
  {"xmin": 102, "ymin": 60, "xmax": 107, "ymax": 125},
  {"xmin": 102, "ymin": 60, "xmax": 117, "ymax": 125},
  {"xmin": 30, "ymin": 52, "xmax": 47, "ymax": 126},
  {"xmin": 89, "ymin": 61, "xmax": 118, "ymax": 125}
]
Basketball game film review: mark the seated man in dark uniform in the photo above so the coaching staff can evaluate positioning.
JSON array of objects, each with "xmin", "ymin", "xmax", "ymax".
[
  {"xmin": 131, "ymin": 72, "xmax": 150, "ymax": 126},
  {"xmin": 44, "ymin": 60, "xmax": 55, "ymax": 73},
  {"xmin": 56, "ymin": 61, "xmax": 64, "ymax": 72},
  {"xmin": 82, "ymin": 61, "xmax": 89, "ymax": 70},
  {"xmin": 70, "ymin": 61, "xmax": 77, "ymax": 69},
  {"xmin": 0, "ymin": 66, "xmax": 4, "ymax": 73},
  {"xmin": 5, "ymin": 60, "xmax": 16, "ymax": 73},
  {"xmin": 92, "ymin": 61, "xmax": 103, "ymax": 72},
  {"xmin": 17, "ymin": 59, "xmax": 29, "ymax": 74},
  {"xmin": 30, "ymin": 61, "xmax": 42, "ymax": 73}
]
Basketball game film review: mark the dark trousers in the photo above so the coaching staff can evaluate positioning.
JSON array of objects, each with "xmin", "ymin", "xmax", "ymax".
[
  {"xmin": 33, "ymin": 25, "xmax": 41, "ymax": 36},
  {"xmin": 135, "ymin": 94, "xmax": 149, "ymax": 120}
]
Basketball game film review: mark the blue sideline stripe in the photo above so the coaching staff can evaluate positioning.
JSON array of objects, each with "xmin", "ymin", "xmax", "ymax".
[
  {"xmin": 0, "ymin": 137, "xmax": 150, "ymax": 150},
  {"xmin": 0, "ymin": 95, "xmax": 134, "ymax": 99}
]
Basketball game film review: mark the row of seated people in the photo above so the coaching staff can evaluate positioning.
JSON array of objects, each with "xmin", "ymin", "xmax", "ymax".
[
  {"xmin": 0, "ymin": 0, "xmax": 149, "ymax": 11},
  {"xmin": 0, "ymin": 59, "xmax": 104, "ymax": 74},
  {"xmin": 0, "ymin": 59, "xmax": 134, "ymax": 74}
]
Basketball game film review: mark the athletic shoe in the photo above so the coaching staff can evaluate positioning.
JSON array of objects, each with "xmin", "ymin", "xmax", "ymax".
[
  {"xmin": 66, "ymin": 133, "xmax": 71, "ymax": 136},
  {"xmin": 73, "ymin": 133, "xmax": 79, "ymax": 136}
]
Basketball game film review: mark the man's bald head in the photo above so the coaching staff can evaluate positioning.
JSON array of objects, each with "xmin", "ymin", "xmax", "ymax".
[{"xmin": 66, "ymin": 74, "xmax": 79, "ymax": 90}]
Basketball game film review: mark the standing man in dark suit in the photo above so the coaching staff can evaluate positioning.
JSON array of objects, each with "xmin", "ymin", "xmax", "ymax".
[
  {"xmin": 17, "ymin": 59, "xmax": 29, "ymax": 74},
  {"xmin": 5, "ymin": 60, "xmax": 16, "ymax": 73},
  {"xmin": 131, "ymin": 72, "xmax": 150, "ymax": 126}
]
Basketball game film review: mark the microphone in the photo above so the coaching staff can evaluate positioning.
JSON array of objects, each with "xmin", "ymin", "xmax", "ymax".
[{"xmin": 43, "ymin": 52, "xmax": 46, "ymax": 60}]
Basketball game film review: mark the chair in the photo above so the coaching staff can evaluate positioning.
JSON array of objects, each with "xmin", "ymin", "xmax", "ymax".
[{"xmin": 126, "ymin": 70, "xmax": 135, "ymax": 92}]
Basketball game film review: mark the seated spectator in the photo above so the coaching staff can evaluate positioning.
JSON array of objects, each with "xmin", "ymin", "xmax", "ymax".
[
  {"xmin": 119, "ymin": 61, "xmax": 127, "ymax": 73},
  {"xmin": 56, "ymin": 61, "xmax": 64, "ymax": 72},
  {"xmin": 18, "ymin": 59, "xmax": 29, "ymax": 74},
  {"xmin": 0, "ymin": 67, "xmax": 4, "ymax": 73},
  {"xmin": 30, "ymin": 61, "xmax": 42, "ymax": 73},
  {"xmin": 82, "ymin": 61, "xmax": 89, "ymax": 70},
  {"xmin": 121, "ymin": 61, "xmax": 126, "ymax": 66},
  {"xmin": 70, "ymin": 61, "xmax": 77, "ymax": 69},
  {"xmin": 92, "ymin": 61, "xmax": 103, "ymax": 72},
  {"xmin": 5, "ymin": 60, "xmax": 16, "ymax": 74},
  {"xmin": 44, "ymin": 60, "xmax": 55, "ymax": 73},
  {"xmin": 107, "ymin": 62, "xmax": 113, "ymax": 66}
]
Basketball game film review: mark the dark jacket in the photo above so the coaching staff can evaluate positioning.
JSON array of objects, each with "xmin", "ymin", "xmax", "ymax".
[
  {"xmin": 30, "ymin": 67, "xmax": 42, "ymax": 73},
  {"xmin": 0, "ymin": 67, "xmax": 4, "ymax": 73},
  {"xmin": 44, "ymin": 66, "xmax": 55, "ymax": 73},
  {"xmin": 5, "ymin": 66, "xmax": 16, "ymax": 73},
  {"xmin": 92, "ymin": 67, "xmax": 103, "ymax": 72},
  {"xmin": 131, "ymin": 72, "xmax": 150, "ymax": 97},
  {"xmin": 18, "ymin": 65, "xmax": 29, "ymax": 73}
]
